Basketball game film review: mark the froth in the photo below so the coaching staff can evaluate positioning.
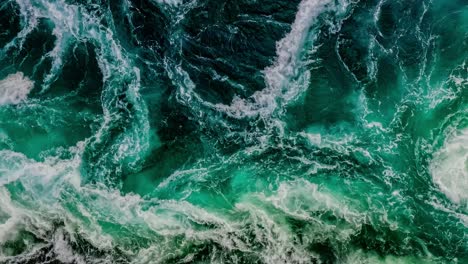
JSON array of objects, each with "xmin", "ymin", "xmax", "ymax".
[
  {"xmin": 430, "ymin": 128, "xmax": 468, "ymax": 210},
  {"xmin": 0, "ymin": 72, "xmax": 34, "ymax": 106}
]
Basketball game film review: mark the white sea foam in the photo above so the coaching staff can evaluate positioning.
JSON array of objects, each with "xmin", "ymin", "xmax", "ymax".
[
  {"xmin": 232, "ymin": 179, "xmax": 369, "ymax": 263},
  {"xmin": 0, "ymin": 146, "xmax": 83, "ymax": 190},
  {"xmin": 344, "ymin": 249, "xmax": 434, "ymax": 264},
  {"xmin": 430, "ymin": 128, "xmax": 468, "ymax": 210},
  {"xmin": 151, "ymin": 0, "xmax": 183, "ymax": 6},
  {"xmin": 0, "ymin": 72, "xmax": 34, "ymax": 106},
  {"xmin": 260, "ymin": 180, "xmax": 366, "ymax": 229},
  {"xmin": 0, "ymin": 189, "xmax": 23, "ymax": 244},
  {"xmin": 53, "ymin": 229, "xmax": 86, "ymax": 264}
]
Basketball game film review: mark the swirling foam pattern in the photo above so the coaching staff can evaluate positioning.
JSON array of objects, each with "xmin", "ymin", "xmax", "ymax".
[{"xmin": 0, "ymin": 0, "xmax": 466, "ymax": 263}]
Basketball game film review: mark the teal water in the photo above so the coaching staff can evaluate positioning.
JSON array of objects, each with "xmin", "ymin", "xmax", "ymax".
[{"xmin": 0, "ymin": 0, "xmax": 466, "ymax": 263}]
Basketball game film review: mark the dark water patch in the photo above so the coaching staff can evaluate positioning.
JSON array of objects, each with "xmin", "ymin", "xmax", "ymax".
[{"xmin": 0, "ymin": 0, "xmax": 21, "ymax": 48}]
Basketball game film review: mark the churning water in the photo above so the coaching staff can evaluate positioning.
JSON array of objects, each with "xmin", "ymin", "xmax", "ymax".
[{"xmin": 0, "ymin": 0, "xmax": 466, "ymax": 263}]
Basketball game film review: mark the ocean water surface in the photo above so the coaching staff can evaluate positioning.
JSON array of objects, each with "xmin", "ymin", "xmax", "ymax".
[{"xmin": 0, "ymin": 0, "xmax": 467, "ymax": 263}]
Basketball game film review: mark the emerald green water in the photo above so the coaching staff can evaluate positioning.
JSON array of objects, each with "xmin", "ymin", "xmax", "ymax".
[{"xmin": 0, "ymin": 0, "xmax": 466, "ymax": 263}]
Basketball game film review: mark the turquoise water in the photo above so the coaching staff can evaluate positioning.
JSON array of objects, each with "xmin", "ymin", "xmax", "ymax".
[{"xmin": 0, "ymin": 0, "xmax": 466, "ymax": 263}]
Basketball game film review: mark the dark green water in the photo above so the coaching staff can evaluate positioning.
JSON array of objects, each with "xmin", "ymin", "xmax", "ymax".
[{"xmin": 0, "ymin": 0, "xmax": 466, "ymax": 263}]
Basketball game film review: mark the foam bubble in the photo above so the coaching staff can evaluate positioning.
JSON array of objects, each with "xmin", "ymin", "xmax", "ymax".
[{"xmin": 0, "ymin": 72, "xmax": 34, "ymax": 106}]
